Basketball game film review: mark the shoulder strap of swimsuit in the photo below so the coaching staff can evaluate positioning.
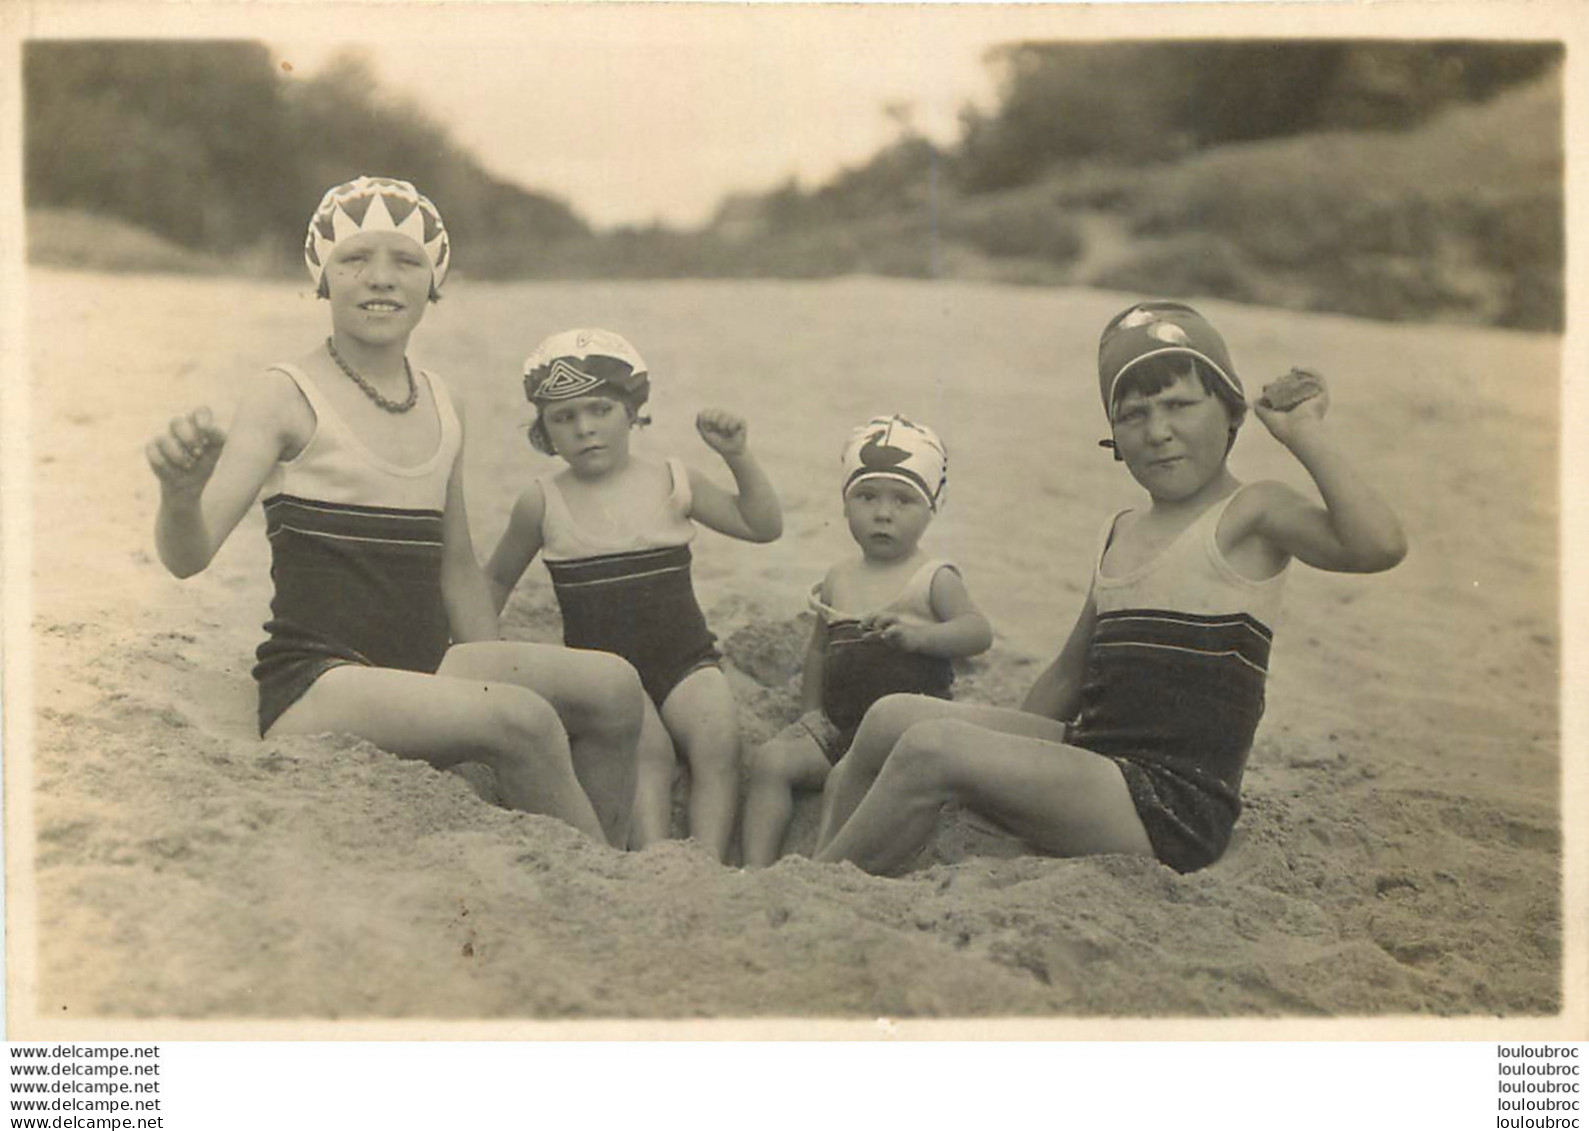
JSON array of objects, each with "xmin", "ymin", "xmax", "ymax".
[
  {"xmin": 1201, "ymin": 482, "xmax": 1287, "ymax": 584},
  {"xmin": 536, "ymin": 470, "xmax": 575, "ymax": 542},
  {"xmin": 418, "ymin": 368, "xmax": 462, "ymax": 450},
  {"xmin": 1190, "ymin": 485, "xmax": 1253, "ymax": 558},
  {"xmin": 1199, "ymin": 485, "xmax": 1249, "ymax": 533},
  {"xmin": 1093, "ymin": 508, "xmax": 1133, "ymax": 575},
  {"xmin": 267, "ymin": 361, "xmax": 334, "ymax": 423},
  {"xmin": 664, "ymin": 456, "xmax": 693, "ymax": 516},
  {"xmin": 895, "ymin": 557, "xmax": 956, "ymax": 614},
  {"xmin": 809, "ymin": 557, "xmax": 957, "ymax": 623},
  {"xmin": 808, "ymin": 580, "xmax": 839, "ymax": 621},
  {"xmin": 265, "ymin": 361, "xmax": 353, "ymax": 462}
]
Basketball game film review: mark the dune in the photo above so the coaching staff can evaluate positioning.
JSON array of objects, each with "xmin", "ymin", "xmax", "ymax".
[{"xmin": 7, "ymin": 268, "xmax": 1563, "ymax": 1024}]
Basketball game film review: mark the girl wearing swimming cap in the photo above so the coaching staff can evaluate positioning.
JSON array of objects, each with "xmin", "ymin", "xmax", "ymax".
[
  {"xmin": 740, "ymin": 416, "xmax": 991, "ymax": 868},
  {"xmin": 815, "ymin": 301, "xmax": 1406, "ymax": 876},
  {"xmin": 145, "ymin": 178, "xmax": 647, "ymax": 848},
  {"xmin": 487, "ymin": 328, "xmax": 785, "ymax": 862},
  {"xmin": 305, "ymin": 175, "xmax": 451, "ymax": 300}
]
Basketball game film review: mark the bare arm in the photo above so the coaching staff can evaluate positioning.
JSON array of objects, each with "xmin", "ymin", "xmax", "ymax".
[
  {"xmin": 871, "ymin": 566, "xmax": 993, "ymax": 659},
  {"xmin": 686, "ymin": 410, "xmax": 783, "ymax": 542},
  {"xmin": 146, "ymin": 370, "xmax": 301, "ymax": 578},
  {"xmin": 483, "ymin": 481, "xmax": 547, "ymax": 615},
  {"xmin": 1249, "ymin": 378, "xmax": 1408, "ymax": 573},
  {"xmin": 1020, "ymin": 592, "xmax": 1097, "ymax": 721},
  {"xmin": 438, "ymin": 421, "xmax": 499, "ymax": 644}
]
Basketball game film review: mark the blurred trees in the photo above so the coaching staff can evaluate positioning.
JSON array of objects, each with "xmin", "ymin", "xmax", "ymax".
[
  {"xmin": 26, "ymin": 42, "xmax": 297, "ymax": 250},
  {"xmin": 739, "ymin": 136, "xmax": 944, "ymax": 235},
  {"xmin": 21, "ymin": 38, "xmax": 1563, "ymax": 329},
  {"xmin": 24, "ymin": 41, "xmax": 587, "ymax": 273},
  {"xmin": 955, "ymin": 40, "xmax": 1561, "ymax": 192},
  {"xmin": 712, "ymin": 40, "xmax": 1559, "ymax": 238},
  {"xmin": 701, "ymin": 39, "xmax": 1561, "ymax": 331}
]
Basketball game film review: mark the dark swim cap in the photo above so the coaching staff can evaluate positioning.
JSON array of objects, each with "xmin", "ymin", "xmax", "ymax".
[{"xmin": 1098, "ymin": 301, "xmax": 1243, "ymax": 416}]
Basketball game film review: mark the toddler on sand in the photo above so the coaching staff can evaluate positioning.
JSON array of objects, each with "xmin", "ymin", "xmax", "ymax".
[{"xmin": 740, "ymin": 415, "xmax": 991, "ymax": 867}]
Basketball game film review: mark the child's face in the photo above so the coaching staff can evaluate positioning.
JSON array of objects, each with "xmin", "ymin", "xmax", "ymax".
[
  {"xmin": 325, "ymin": 231, "xmax": 432, "ymax": 346},
  {"xmin": 540, "ymin": 394, "xmax": 633, "ymax": 476},
  {"xmin": 1111, "ymin": 367, "xmax": 1235, "ymax": 501},
  {"xmin": 844, "ymin": 479, "xmax": 932, "ymax": 561}
]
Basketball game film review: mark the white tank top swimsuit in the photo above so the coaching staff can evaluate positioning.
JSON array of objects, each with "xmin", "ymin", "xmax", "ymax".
[
  {"xmin": 1071, "ymin": 486, "xmax": 1288, "ymax": 872},
  {"xmin": 252, "ymin": 362, "xmax": 462, "ymax": 736}
]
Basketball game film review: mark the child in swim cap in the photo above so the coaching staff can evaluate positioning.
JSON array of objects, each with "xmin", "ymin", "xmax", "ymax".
[
  {"xmin": 740, "ymin": 415, "xmax": 992, "ymax": 868},
  {"xmin": 145, "ymin": 177, "xmax": 646, "ymax": 848},
  {"xmin": 814, "ymin": 301, "xmax": 1406, "ymax": 875},
  {"xmin": 486, "ymin": 328, "xmax": 784, "ymax": 862}
]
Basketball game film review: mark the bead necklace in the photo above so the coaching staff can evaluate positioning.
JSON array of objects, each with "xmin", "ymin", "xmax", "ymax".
[{"xmin": 325, "ymin": 337, "xmax": 418, "ymax": 413}]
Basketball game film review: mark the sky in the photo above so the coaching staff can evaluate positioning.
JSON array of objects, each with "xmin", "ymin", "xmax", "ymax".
[{"xmin": 269, "ymin": 7, "xmax": 1090, "ymax": 230}]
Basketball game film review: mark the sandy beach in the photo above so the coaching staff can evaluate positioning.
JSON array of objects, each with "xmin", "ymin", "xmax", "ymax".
[{"xmin": 7, "ymin": 267, "xmax": 1565, "ymax": 1025}]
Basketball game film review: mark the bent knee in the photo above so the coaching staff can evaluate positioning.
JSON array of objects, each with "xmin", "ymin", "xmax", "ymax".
[
  {"xmin": 746, "ymin": 739, "xmax": 802, "ymax": 785},
  {"xmin": 480, "ymin": 687, "xmax": 565, "ymax": 761},
  {"xmin": 859, "ymin": 693, "xmax": 941, "ymax": 740},
  {"xmin": 436, "ymin": 642, "xmax": 504, "ymax": 682},
  {"xmin": 890, "ymin": 719, "xmax": 978, "ymax": 784},
  {"xmin": 572, "ymin": 654, "xmax": 647, "ymax": 735}
]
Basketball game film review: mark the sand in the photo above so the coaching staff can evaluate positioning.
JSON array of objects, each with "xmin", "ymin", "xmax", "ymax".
[{"xmin": 6, "ymin": 268, "xmax": 1568, "ymax": 1026}]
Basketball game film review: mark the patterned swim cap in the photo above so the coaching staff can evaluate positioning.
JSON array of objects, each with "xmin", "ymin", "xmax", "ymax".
[
  {"xmin": 523, "ymin": 328, "xmax": 651, "ymax": 408},
  {"xmin": 841, "ymin": 415, "xmax": 948, "ymax": 512},
  {"xmin": 1097, "ymin": 301, "xmax": 1243, "ymax": 416},
  {"xmin": 304, "ymin": 176, "xmax": 451, "ymax": 297}
]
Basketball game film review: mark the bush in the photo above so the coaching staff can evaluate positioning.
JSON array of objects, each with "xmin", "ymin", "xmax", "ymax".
[
  {"xmin": 942, "ymin": 200, "xmax": 1083, "ymax": 263},
  {"xmin": 25, "ymin": 42, "xmax": 590, "ymax": 274},
  {"xmin": 1309, "ymin": 254, "xmax": 1487, "ymax": 322},
  {"xmin": 1090, "ymin": 235, "xmax": 1262, "ymax": 305},
  {"xmin": 1496, "ymin": 268, "xmax": 1564, "ymax": 332},
  {"xmin": 1106, "ymin": 70, "xmax": 1563, "ymax": 329},
  {"xmin": 953, "ymin": 40, "xmax": 1559, "ymax": 194}
]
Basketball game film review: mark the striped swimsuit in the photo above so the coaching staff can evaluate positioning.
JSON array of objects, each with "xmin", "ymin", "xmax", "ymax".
[
  {"xmin": 1071, "ymin": 488, "xmax": 1287, "ymax": 872},
  {"xmin": 538, "ymin": 458, "xmax": 720, "ymax": 708},
  {"xmin": 251, "ymin": 363, "xmax": 462, "ymax": 736}
]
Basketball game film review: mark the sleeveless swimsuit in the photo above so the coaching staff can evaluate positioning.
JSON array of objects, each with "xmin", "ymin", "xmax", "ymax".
[
  {"xmin": 537, "ymin": 458, "xmax": 720, "ymax": 708},
  {"xmin": 1071, "ymin": 488, "xmax": 1287, "ymax": 872},
  {"xmin": 799, "ymin": 557, "xmax": 958, "ymax": 763},
  {"xmin": 252, "ymin": 363, "xmax": 463, "ymax": 736}
]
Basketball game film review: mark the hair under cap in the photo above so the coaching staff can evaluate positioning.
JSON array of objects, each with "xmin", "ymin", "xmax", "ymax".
[
  {"xmin": 1098, "ymin": 301, "xmax": 1243, "ymax": 416},
  {"xmin": 305, "ymin": 176, "xmax": 451, "ymax": 296},
  {"xmin": 522, "ymin": 328, "xmax": 651, "ymax": 408},
  {"xmin": 841, "ymin": 415, "xmax": 948, "ymax": 512}
]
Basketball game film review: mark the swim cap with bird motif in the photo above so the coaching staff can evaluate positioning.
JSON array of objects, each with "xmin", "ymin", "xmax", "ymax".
[{"xmin": 841, "ymin": 415, "xmax": 948, "ymax": 511}]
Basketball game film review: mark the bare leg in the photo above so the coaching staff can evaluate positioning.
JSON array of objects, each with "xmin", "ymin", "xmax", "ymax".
[
  {"xmin": 740, "ymin": 729, "xmax": 832, "ymax": 868},
  {"xmin": 659, "ymin": 667, "xmax": 742, "ymax": 862},
  {"xmin": 815, "ymin": 695, "xmax": 1069, "ymax": 852},
  {"xmin": 628, "ymin": 700, "xmax": 678, "ymax": 850},
  {"xmin": 815, "ymin": 717, "xmax": 1153, "ymax": 874},
  {"xmin": 269, "ymin": 664, "xmax": 607, "ymax": 842},
  {"xmin": 436, "ymin": 642, "xmax": 645, "ymax": 847}
]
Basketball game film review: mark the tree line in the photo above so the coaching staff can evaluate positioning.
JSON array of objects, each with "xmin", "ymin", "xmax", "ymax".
[
  {"xmin": 24, "ymin": 41, "xmax": 588, "ymax": 275},
  {"xmin": 729, "ymin": 39, "xmax": 1559, "ymax": 233},
  {"xmin": 25, "ymin": 38, "xmax": 1561, "ymax": 280}
]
